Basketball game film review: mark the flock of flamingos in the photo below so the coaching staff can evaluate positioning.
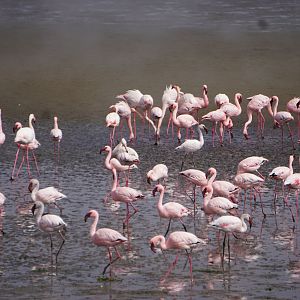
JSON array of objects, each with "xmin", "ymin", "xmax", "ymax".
[{"xmin": 0, "ymin": 83, "xmax": 300, "ymax": 284}]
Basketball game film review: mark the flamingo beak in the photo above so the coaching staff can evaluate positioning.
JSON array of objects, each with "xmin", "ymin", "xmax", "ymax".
[
  {"xmin": 202, "ymin": 187, "xmax": 207, "ymax": 197},
  {"xmin": 152, "ymin": 186, "xmax": 158, "ymax": 196},
  {"xmin": 297, "ymin": 100, "xmax": 300, "ymax": 109},
  {"xmin": 99, "ymin": 147, "xmax": 106, "ymax": 154},
  {"xmin": 31, "ymin": 204, "xmax": 36, "ymax": 216},
  {"xmin": 147, "ymin": 177, "xmax": 151, "ymax": 185},
  {"xmin": 202, "ymin": 125, "xmax": 208, "ymax": 134},
  {"xmin": 150, "ymin": 242, "xmax": 157, "ymax": 253},
  {"xmin": 28, "ymin": 183, "xmax": 33, "ymax": 193},
  {"xmin": 84, "ymin": 212, "xmax": 92, "ymax": 222}
]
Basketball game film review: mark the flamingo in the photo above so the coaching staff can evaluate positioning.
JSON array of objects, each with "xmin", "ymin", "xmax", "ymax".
[
  {"xmin": 147, "ymin": 164, "xmax": 168, "ymax": 185},
  {"xmin": 11, "ymin": 114, "xmax": 39, "ymax": 180},
  {"xmin": 110, "ymin": 168, "xmax": 145, "ymax": 227},
  {"xmin": 153, "ymin": 184, "xmax": 189, "ymax": 236},
  {"xmin": 112, "ymin": 138, "xmax": 139, "ymax": 165},
  {"xmin": 50, "ymin": 116, "xmax": 63, "ymax": 163},
  {"xmin": 28, "ymin": 178, "xmax": 66, "ymax": 214},
  {"xmin": 109, "ymin": 101, "xmax": 134, "ymax": 141},
  {"xmin": 32, "ymin": 201, "xmax": 67, "ymax": 265},
  {"xmin": 269, "ymin": 155, "xmax": 294, "ymax": 216},
  {"xmin": 214, "ymin": 93, "xmax": 230, "ymax": 108},
  {"xmin": 100, "ymin": 145, "xmax": 138, "ymax": 186},
  {"xmin": 105, "ymin": 112, "xmax": 120, "ymax": 147},
  {"xmin": 233, "ymin": 172, "xmax": 265, "ymax": 217},
  {"xmin": 286, "ymin": 97, "xmax": 300, "ymax": 139},
  {"xmin": 0, "ymin": 109, "xmax": 5, "ymax": 145},
  {"xmin": 208, "ymin": 214, "xmax": 252, "ymax": 265},
  {"xmin": 237, "ymin": 156, "xmax": 268, "ymax": 178},
  {"xmin": 201, "ymin": 184, "xmax": 238, "ymax": 218},
  {"xmin": 175, "ymin": 124, "xmax": 207, "ymax": 170},
  {"xmin": 84, "ymin": 209, "xmax": 127, "ymax": 277},
  {"xmin": 169, "ymin": 101, "xmax": 198, "ymax": 143},
  {"xmin": 201, "ymin": 108, "xmax": 230, "ymax": 147},
  {"xmin": 271, "ymin": 96, "xmax": 295, "ymax": 149},
  {"xmin": 150, "ymin": 231, "xmax": 205, "ymax": 283},
  {"xmin": 212, "ymin": 180, "xmax": 240, "ymax": 204},
  {"xmin": 151, "ymin": 106, "xmax": 163, "ymax": 145},
  {"xmin": 243, "ymin": 94, "xmax": 273, "ymax": 139}
]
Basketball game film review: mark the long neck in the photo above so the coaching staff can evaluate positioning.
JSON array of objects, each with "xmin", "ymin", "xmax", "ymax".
[
  {"xmin": 198, "ymin": 127, "xmax": 204, "ymax": 145},
  {"xmin": 31, "ymin": 183, "xmax": 39, "ymax": 202},
  {"xmin": 35, "ymin": 203, "xmax": 44, "ymax": 224},
  {"xmin": 203, "ymin": 188, "xmax": 213, "ymax": 207},
  {"xmin": 111, "ymin": 168, "xmax": 118, "ymax": 192},
  {"xmin": 0, "ymin": 109, "xmax": 2, "ymax": 132},
  {"xmin": 29, "ymin": 115, "xmax": 35, "ymax": 130},
  {"xmin": 289, "ymin": 156, "xmax": 294, "ymax": 174},
  {"xmin": 234, "ymin": 94, "xmax": 242, "ymax": 113},
  {"xmin": 157, "ymin": 189, "xmax": 165, "ymax": 211},
  {"xmin": 90, "ymin": 214, "xmax": 99, "ymax": 237},
  {"xmin": 158, "ymin": 235, "xmax": 167, "ymax": 250},
  {"xmin": 105, "ymin": 149, "xmax": 112, "ymax": 170},
  {"xmin": 240, "ymin": 216, "xmax": 248, "ymax": 232},
  {"xmin": 54, "ymin": 117, "xmax": 59, "ymax": 130},
  {"xmin": 171, "ymin": 105, "xmax": 180, "ymax": 127},
  {"xmin": 272, "ymin": 97, "xmax": 279, "ymax": 116},
  {"xmin": 207, "ymin": 169, "xmax": 217, "ymax": 186},
  {"xmin": 202, "ymin": 86, "xmax": 209, "ymax": 108}
]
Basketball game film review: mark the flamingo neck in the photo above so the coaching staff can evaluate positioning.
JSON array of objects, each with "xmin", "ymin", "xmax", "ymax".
[
  {"xmin": 0, "ymin": 110, "xmax": 2, "ymax": 132},
  {"xmin": 157, "ymin": 189, "xmax": 165, "ymax": 212},
  {"xmin": 158, "ymin": 235, "xmax": 167, "ymax": 250},
  {"xmin": 112, "ymin": 168, "xmax": 118, "ymax": 192},
  {"xmin": 29, "ymin": 115, "xmax": 34, "ymax": 129},
  {"xmin": 272, "ymin": 97, "xmax": 279, "ymax": 116},
  {"xmin": 104, "ymin": 149, "xmax": 112, "ymax": 170},
  {"xmin": 31, "ymin": 183, "xmax": 39, "ymax": 202},
  {"xmin": 240, "ymin": 215, "xmax": 248, "ymax": 232},
  {"xmin": 203, "ymin": 188, "xmax": 213, "ymax": 207},
  {"xmin": 202, "ymin": 87, "xmax": 209, "ymax": 108},
  {"xmin": 198, "ymin": 127, "xmax": 204, "ymax": 145},
  {"xmin": 234, "ymin": 94, "xmax": 242, "ymax": 113},
  {"xmin": 54, "ymin": 118, "xmax": 59, "ymax": 130},
  {"xmin": 90, "ymin": 214, "xmax": 99, "ymax": 237},
  {"xmin": 35, "ymin": 203, "xmax": 44, "ymax": 224},
  {"xmin": 207, "ymin": 169, "xmax": 217, "ymax": 186},
  {"xmin": 289, "ymin": 156, "xmax": 294, "ymax": 174},
  {"xmin": 171, "ymin": 105, "xmax": 180, "ymax": 127}
]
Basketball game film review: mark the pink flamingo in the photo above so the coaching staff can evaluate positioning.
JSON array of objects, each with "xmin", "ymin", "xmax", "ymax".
[
  {"xmin": 243, "ymin": 94, "xmax": 273, "ymax": 139},
  {"xmin": 153, "ymin": 184, "xmax": 189, "ymax": 236},
  {"xmin": 32, "ymin": 201, "xmax": 67, "ymax": 265},
  {"xmin": 84, "ymin": 209, "xmax": 127, "ymax": 277},
  {"xmin": 237, "ymin": 156, "xmax": 268, "ymax": 178},
  {"xmin": 110, "ymin": 168, "xmax": 145, "ymax": 228},
  {"xmin": 201, "ymin": 108, "xmax": 230, "ymax": 147},
  {"xmin": 100, "ymin": 145, "xmax": 138, "ymax": 186},
  {"xmin": 0, "ymin": 109, "xmax": 5, "ymax": 145},
  {"xmin": 212, "ymin": 180, "xmax": 240, "ymax": 204},
  {"xmin": 11, "ymin": 114, "xmax": 39, "ymax": 180},
  {"xmin": 175, "ymin": 124, "xmax": 207, "ymax": 170},
  {"xmin": 28, "ymin": 178, "xmax": 66, "ymax": 214},
  {"xmin": 150, "ymin": 231, "xmax": 205, "ymax": 283},
  {"xmin": 151, "ymin": 106, "xmax": 163, "ymax": 145},
  {"xmin": 105, "ymin": 112, "xmax": 120, "ymax": 147},
  {"xmin": 147, "ymin": 164, "xmax": 168, "ymax": 185},
  {"xmin": 169, "ymin": 101, "xmax": 198, "ymax": 143},
  {"xmin": 271, "ymin": 96, "xmax": 295, "ymax": 149},
  {"xmin": 50, "ymin": 116, "xmax": 62, "ymax": 163},
  {"xmin": 112, "ymin": 138, "xmax": 139, "ymax": 164},
  {"xmin": 286, "ymin": 97, "xmax": 300, "ymax": 139},
  {"xmin": 109, "ymin": 101, "xmax": 134, "ymax": 141},
  {"xmin": 269, "ymin": 155, "xmax": 294, "ymax": 216},
  {"xmin": 208, "ymin": 214, "xmax": 252, "ymax": 265},
  {"xmin": 214, "ymin": 93, "xmax": 230, "ymax": 108}
]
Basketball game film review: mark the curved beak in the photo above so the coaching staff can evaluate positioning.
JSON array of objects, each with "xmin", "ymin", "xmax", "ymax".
[
  {"xmin": 152, "ymin": 186, "xmax": 158, "ymax": 196},
  {"xmin": 202, "ymin": 125, "xmax": 208, "ymax": 134},
  {"xmin": 28, "ymin": 182, "xmax": 33, "ymax": 193},
  {"xmin": 84, "ymin": 212, "xmax": 92, "ymax": 222},
  {"xmin": 99, "ymin": 147, "xmax": 106, "ymax": 154},
  {"xmin": 150, "ymin": 242, "xmax": 157, "ymax": 253}
]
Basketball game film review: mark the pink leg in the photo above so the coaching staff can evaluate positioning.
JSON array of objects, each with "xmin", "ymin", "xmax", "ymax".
[
  {"xmin": 286, "ymin": 123, "xmax": 295, "ymax": 149},
  {"xmin": 166, "ymin": 112, "xmax": 172, "ymax": 136},
  {"xmin": 16, "ymin": 150, "xmax": 25, "ymax": 177},
  {"xmin": 187, "ymin": 252, "xmax": 193, "ymax": 283},
  {"xmin": 11, "ymin": 146, "xmax": 21, "ymax": 180},
  {"xmin": 162, "ymin": 254, "xmax": 179, "ymax": 282},
  {"xmin": 31, "ymin": 150, "xmax": 40, "ymax": 176},
  {"xmin": 133, "ymin": 112, "xmax": 137, "ymax": 141},
  {"xmin": 26, "ymin": 147, "xmax": 31, "ymax": 178}
]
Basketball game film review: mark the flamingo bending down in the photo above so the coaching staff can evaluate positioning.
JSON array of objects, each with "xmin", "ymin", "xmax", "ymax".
[
  {"xmin": 208, "ymin": 214, "xmax": 252, "ymax": 265},
  {"xmin": 28, "ymin": 178, "xmax": 66, "ymax": 214},
  {"xmin": 153, "ymin": 184, "xmax": 189, "ymax": 236},
  {"xmin": 0, "ymin": 109, "xmax": 5, "ymax": 145},
  {"xmin": 11, "ymin": 115, "xmax": 39, "ymax": 180},
  {"xmin": 286, "ymin": 97, "xmax": 300, "ymax": 139},
  {"xmin": 237, "ymin": 156, "xmax": 268, "ymax": 178},
  {"xmin": 84, "ymin": 210, "xmax": 127, "ymax": 277},
  {"xmin": 212, "ymin": 180, "xmax": 240, "ymax": 204},
  {"xmin": 150, "ymin": 231, "xmax": 206, "ymax": 283},
  {"xmin": 100, "ymin": 145, "xmax": 138, "ymax": 186},
  {"xmin": 109, "ymin": 101, "xmax": 134, "ymax": 141},
  {"xmin": 175, "ymin": 124, "xmax": 207, "ymax": 171},
  {"xmin": 151, "ymin": 106, "xmax": 163, "ymax": 145},
  {"xmin": 105, "ymin": 112, "xmax": 120, "ymax": 147},
  {"xmin": 243, "ymin": 94, "xmax": 273, "ymax": 139},
  {"xmin": 271, "ymin": 96, "xmax": 295, "ymax": 149},
  {"xmin": 50, "ymin": 116, "xmax": 63, "ymax": 163},
  {"xmin": 112, "ymin": 138, "xmax": 139, "ymax": 164},
  {"xmin": 32, "ymin": 201, "xmax": 67, "ymax": 265},
  {"xmin": 110, "ymin": 168, "xmax": 145, "ymax": 227},
  {"xmin": 147, "ymin": 164, "xmax": 168, "ymax": 185},
  {"xmin": 214, "ymin": 93, "xmax": 230, "ymax": 108}
]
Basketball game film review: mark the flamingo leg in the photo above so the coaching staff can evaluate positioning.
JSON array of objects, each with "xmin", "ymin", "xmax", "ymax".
[
  {"xmin": 16, "ymin": 150, "xmax": 25, "ymax": 177},
  {"xmin": 31, "ymin": 150, "xmax": 40, "ymax": 176},
  {"xmin": 254, "ymin": 188, "xmax": 266, "ymax": 218},
  {"xmin": 286, "ymin": 123, "xmax": 295, "ymax": 150},
  {"xmin": 49, "ymin": 234, "xmax": 54, "ymax": 265},
  {"xmin": 179, "ymin": 218, "xmax": 187, "ymax": 232},
  {"xmin": 26, "ymin": 147, "xmax": 31, "ymax": 178},
  {"xmin": 186, "ymin": 250, "xmax": 194, "ymax": 283},
  {"xmin": 283, "ymin": 194, "xmax": 295, "ymax": 223},
  {"xmin": 180, "ymin": 154, "xmax": 187, "ymax": 171},
  {"xmin": 162, "ymin": 254, "xmax": 179, "ymax": 281},
  {"xmin": 11, "ymin": 145, "xmax": 21, "ymax": 180},
  {"xmin": 55, "ymin": 230, "xmax": 66, "ymax": 264},
  {"xmin": 166, "ymin": 112, "xmax": 172, "ymax": 136},
  {"xmin": 164, "ymin": 219, "xmax": 172, "ymax": 237}
]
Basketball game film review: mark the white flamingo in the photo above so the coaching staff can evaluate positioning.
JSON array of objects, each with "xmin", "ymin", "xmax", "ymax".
[
  {"xmin": 105, "ymin": 112, "xmax": 120, "ymax": 147},
  {"xmin": 50, "ymin": 116, "xmax": 63, "ymax": 163},
  {"xmin": 147, "ymin": 164, "xmax": 168, "ymax": 185}
]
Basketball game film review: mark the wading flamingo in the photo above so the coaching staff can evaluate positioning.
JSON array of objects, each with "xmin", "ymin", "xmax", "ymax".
[
  {"xmin": 153, "ymin": 184, "xmax": 189, "ymax": 236},
  {"xmin": 212, "ymin": 180, "xmax": 240, "ymax": 204},
  {"xmin": 147, "ymin": 164, "xmax": 168, "ymax": 185},
  {"xmin": 237, "ymin": 156, "xmax": 268, "ymax": 178},
  {"xmin": 28, "ymin": 178, "xmax": 66, "ymax": 214},
  {"xmin": 50, "ymin": 116, "xmax": 63, "ymax": 163},
  {"xmin": 243, "ymin": 94, "xmax": 273, "ymax": 139},
  {"xmin": 105, "ymin": 112, "xmax": 120, "ymax": 147},
  {"xmin": 0, "ymin": 109, "xmax": 5, "ymax": 145},
  {"xmin": 84, "ymin": 209, "xmax": 127, "ymax": 277},
  {"xmin": 32, "ymin": 201, "xmax": 67, "ymax": 265},
  {"xmin": 151, "ymin": 106, "xmax": 163, "ymax": 145},
  {"xmin": 208, "ymin": 214, "xmax": 252, "ymax": 266},
  {"xmin": 150, "ymin": 231, "xmax": 205, "ymax": 283},
  {"xmin": 271, "ymin": 96, "xmax": 295, "ymax": 149},
  {"xmin": 175, "ymin": 124, "xmax": 207, "ymax": 170},
  {"xmin": 286, "ymin": 97, "xmax": 300, "ymax": 139}
]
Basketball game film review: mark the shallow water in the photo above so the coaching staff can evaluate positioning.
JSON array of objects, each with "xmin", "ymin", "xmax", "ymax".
[{"xmin": 1, "ymin": 1, "xmax": 300, "ymax": 299}]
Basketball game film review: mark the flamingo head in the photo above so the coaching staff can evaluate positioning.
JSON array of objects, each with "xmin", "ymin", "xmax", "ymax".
[
  {"xmin": 84, "ymin": 210, "xmax": 97, "ymax": 222},
  {"xmin": 31, "ymin": 201, "xmax": 42, "ymax": 215},
  {"xmin": 198, "ymin": 124, "xmax": 208, "ymax": 134},
  {"xmin": 13, "ymin": 122, "xmax": 22, "ymax": 133},
  {"xmin": 149, "ymin": 235, "xmax": 162, "ymax": 253},
  {"xmin": 236, "ymin": 93, "xmax": 243, "ymax": 103},
  {"xmin": 99, "ymin": 145, "xmax": 111, "ymax": 154},
  {"xmin": 28, "ymin": 178, "xmax": 39, "ymax": 193},
  {"xmin": 152, "ymin": 184, "xmax": 164, "ymax": 196},
  {"xmin": 203, "ymin": 84, "xmax": 208, "ymax": 94}
]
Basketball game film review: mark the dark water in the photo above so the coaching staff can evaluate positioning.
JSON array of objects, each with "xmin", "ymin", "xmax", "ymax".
[{"xmin": 1, "ymin": 1, "xmax": 300, "ymax": 299}]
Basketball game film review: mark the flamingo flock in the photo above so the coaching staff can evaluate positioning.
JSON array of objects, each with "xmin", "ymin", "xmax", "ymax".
[{"xmin": 0, "ymin": 85, "xmax": 300, "ymax": 285}]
